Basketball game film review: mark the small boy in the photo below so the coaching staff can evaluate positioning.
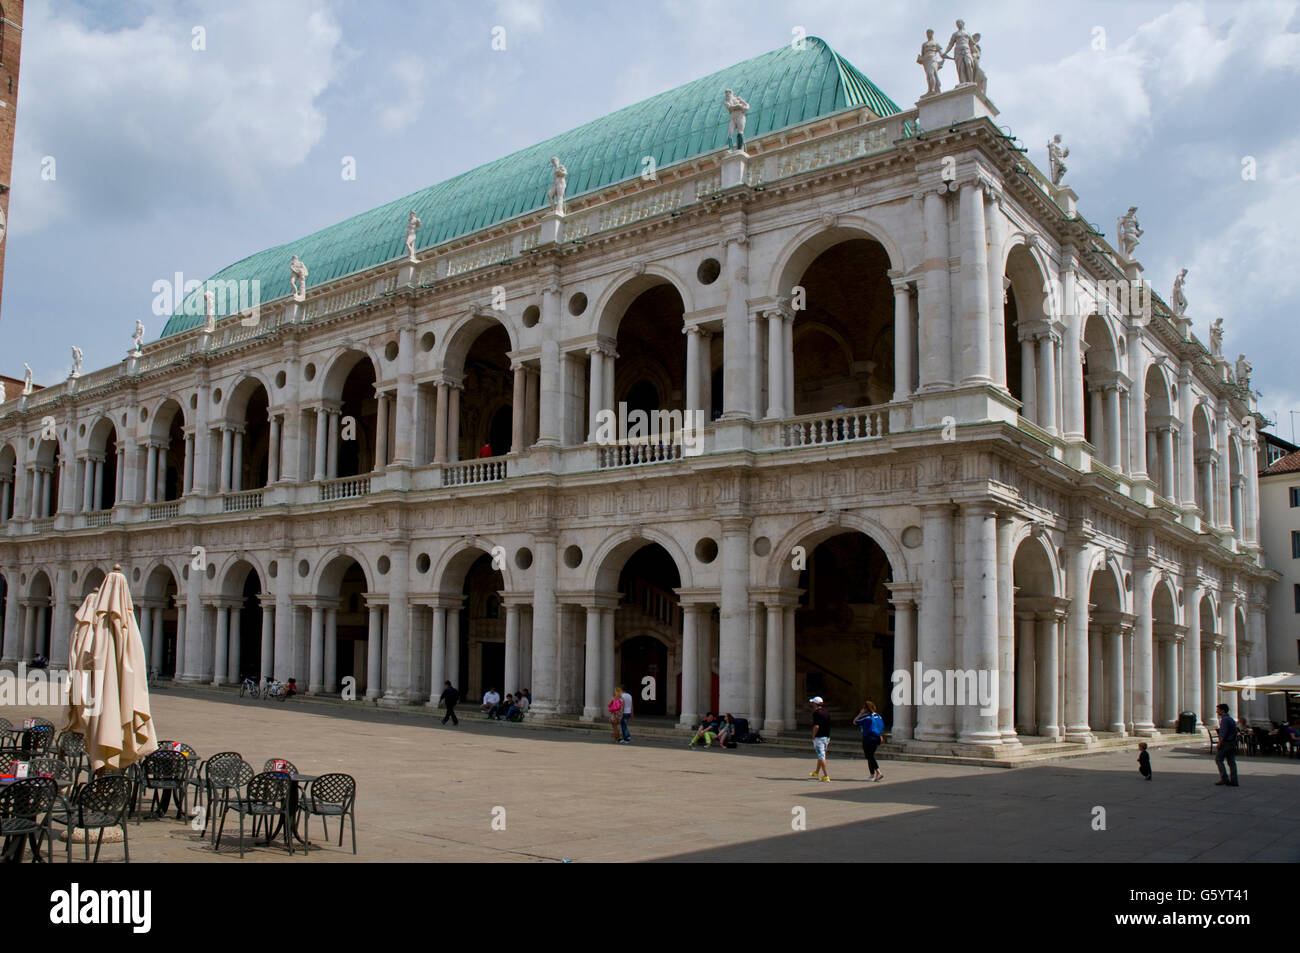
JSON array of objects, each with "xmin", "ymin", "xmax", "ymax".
[{"xmin": 1137, "ymin": 742, "xmax": 1151, "ymax": 780}]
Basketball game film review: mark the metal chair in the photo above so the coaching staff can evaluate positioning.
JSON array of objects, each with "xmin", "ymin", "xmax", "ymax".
[
  {"xmin": 263, "ymin": 758, "xmax": 299, "ymax": 776},
  {"xmin": 25, "ymin": 723, "xmax": 56, "ymax": 757},
  {"xmin": 55, "ymin": 731, "xmax": 90, "ymax": 786},
  {"xmin": 298, "ymin": 773, "xmax": 357, "ymax": 854},
  {"xmin": 201, "ymin": 755, "xmax": 252, "ymax": 842},
  {"xmin": 0, "ymin": 777, "xmax": 58, "ymax": 862},
  {"xmin": 50, "ymin": 775, "xmax": 131, "ymax": 863},
  {"xmin": 139, "ymin": 750, "xmax": 190, "ymax": 819},
  {"xmin": 28, "ymin": 758, "xmax": 74, "ymax": 791},
  {"xmin": 215, "ymin": 772, "xmax": 293, "ymax": 858}
]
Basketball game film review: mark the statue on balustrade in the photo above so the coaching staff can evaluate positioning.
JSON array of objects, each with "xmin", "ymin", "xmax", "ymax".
[
  {"xmin": 290, "ymin": 255, "xmax": 309, "ymax": 302},
  {"xmin": 917, "ymin": 29, "xmax": 945, "ymax": 96},
  {"xmin": 1117, "ymin": 206, "xmax": 1142, "ymax": 259}
]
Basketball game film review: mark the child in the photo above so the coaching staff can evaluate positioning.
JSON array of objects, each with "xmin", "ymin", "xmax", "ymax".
[{"xmin": 1137, "ymin": 742, "xmax": 1151, "ymax": 780}]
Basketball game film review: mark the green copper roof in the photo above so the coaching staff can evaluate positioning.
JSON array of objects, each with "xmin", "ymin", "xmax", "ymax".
[{"xmin": 163, "ymin": 37, "xmax": 900, "ymax": 337}]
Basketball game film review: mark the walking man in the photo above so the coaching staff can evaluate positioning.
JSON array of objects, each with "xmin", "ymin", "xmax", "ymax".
[
  {"xmin": 619, "ymin": 683, "xmax": 633, "ymax": 744},
  {"xmin": 439, "ymin": 680, "xmax": 460, "ymax": 726},
  {"xmin": 809, "ymin": 696, "xmax": 831, "ymax": 782},
  {"xmin": 1214, "ymin": 703, "xmax": 1239, "ymax": 787}
]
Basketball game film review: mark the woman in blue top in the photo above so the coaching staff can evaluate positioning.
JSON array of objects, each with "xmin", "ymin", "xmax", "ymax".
[{"xmin": 853, "ymin": 701, "xmax": 885, "ymax": 782}]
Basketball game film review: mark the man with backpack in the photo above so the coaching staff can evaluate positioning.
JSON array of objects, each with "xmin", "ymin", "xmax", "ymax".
[{"xmin": 853, "ymin": 701, "xmax": 885, "ymax": 782}]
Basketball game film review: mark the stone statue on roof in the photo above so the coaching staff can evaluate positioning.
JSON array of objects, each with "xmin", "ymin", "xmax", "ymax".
[
  {"xmin": 22, "ymin": 364, "xmax": 32, "ymax": 395},
  {"xmin": 970, "ymin": 32, "xmax": 987, "ymax": 94},
  {"xmin": 1048, "ymin": 134, "xmax": 1069, "ymax": 186},
  {"xmin": 132, "ymin": 320, "xmax": 145, "ymax": 355},
  {"xmin": 70, "ymin": 346, "xmax": 83, "ymax": 379},
  {"xmin": 1209, "ymin": 318, "xmax": 1223, "ymax": 359},
  {"xmin": 290, "ymin": 255, "xmax": 308, "ymax": 302},
  {"xmin": 203, "ymin": 290, "xmax": 216, "ymax": 333},
  {"xmin": 724, "ymin": 89, "xmax": 750, "ymax": 151},
  {"xmin": 546, "ymin": 157, "xmax": 568, "ymax": 216},
  {"xmin": 943, "ymin": 20, "xmax": 976, "ymax": 86},
  {"xmin": 1117, "ymin": 206, "xmax": 1142, "ymax": 259},
  {"xmin": 1171, "ymin": 268, "xmax": 1188, "ymax": 318},
  {"xmin": 405, "ymin": 210, "xmax": 421, "ymax": 262},
  {"xmin": 1235, "ymin": 353, "xmax": 1251, "ymax": 389},
  {"xmin": 917, "ymin": 29, "xmax": 945, "ymax": 96}
]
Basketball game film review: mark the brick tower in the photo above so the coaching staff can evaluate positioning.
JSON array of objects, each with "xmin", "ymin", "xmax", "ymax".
[{"xmin": 0, "ymin": 1, "xmax": 22, "ymax": 325}]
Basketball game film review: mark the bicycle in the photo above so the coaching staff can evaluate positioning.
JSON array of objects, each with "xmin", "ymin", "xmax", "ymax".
[
  {"xmin": 147, "ymin": 668, "xmax": 159, "ymax": 690},
  {"xmin": 240, "ymin": 676, "xmax": 259, "ymax": 699},
  {"xmin": 263, "ymin": 677, "xmax": 288, "ymax": 703}
]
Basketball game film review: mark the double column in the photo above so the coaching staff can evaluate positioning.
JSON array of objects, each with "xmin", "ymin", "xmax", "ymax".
[
  {"xmin": 586, "ymin": 345, "xmax": 616, "ymax": 441},
  {"xmin": 312, "ymin": 401, "xmax": 341, "ymax": 481},
  {"xmin": 421, "ymin": 595, "xmax": 462, "ymax": 706},
  {"xmin": 580, "ymin": 596, "xmax": 618, "ymax": 721},
  {"xmin": 758, "ymin": 590, "xmax": 799, "ymax": 733},
  {"xmin": 763, "ymin": 305, "xmax": 793, "ymax": 419},
  {"xmin": 431, "ymin": 378, "xmax": 463, "ymax": 464},
  {"xmin": 890, "ymin": 276, "xmax": 915, "ymax": 403},
  {"xmin": 958, "ymin": 501, "xmax": 1000, "ymax": 745},
  {"xmin": 209, "ymin": 598, "xmax": 242, "ymax": 686},
  {"xmin": 682, "ymin": 326, "xmax": 713, "ymax": 421},
  {"xmin": 303, "ymin": 598, "xmax": 340, "ymax": 695}
]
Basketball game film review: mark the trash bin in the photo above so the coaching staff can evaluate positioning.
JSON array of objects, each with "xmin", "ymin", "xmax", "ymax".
[{"xmin": 1177, "ymin": 711, "xmax": 1197, "ymax": 734}]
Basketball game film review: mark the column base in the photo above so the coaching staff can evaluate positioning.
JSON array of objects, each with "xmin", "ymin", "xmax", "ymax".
[
  {"xmin": 1133, "ymin": 723, "xmax": 1159, "ymax": 737},
  {"xmin": 679, "ymin": 712, "xmax": 700, "ymax": 728},
  {"xmin": 957, "ymin": 730, "xmax": 1002, "ymax": 746},
  {"xmin": 1108, "ymin": 723, "xmax": 1128, "ymax": 737},
  {"xmin": 377, "ymin": 693, "xmax": 407, "ymax": 709},
  {"xmin": 308, "ymin": 683, "xmax": 324, "ymax": 695},
  {"xmin": 581, "ymin": 707, "xmax": 600, "ymax": 722},
  {"xmin": 912, "ymin": 727, "xmax": 956, "ymax": 743},
  {"xmin": 1064, "ymin": 725, "xmax": 1095, "ymax": 744}
]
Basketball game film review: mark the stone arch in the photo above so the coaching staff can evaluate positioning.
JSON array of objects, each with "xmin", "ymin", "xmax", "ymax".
[
  {"xmin": 319, "ymin": 346, "xmax": 383, "ymax": 402},
  {"xmin": 221, "ymin": 372, "xmax": 274, "ymax": 426},
  {"xmin": 80, "ymin": 566, "xmax": 106, "ymax": 598},
  {"xmin": 1085, "ymin": 551, "xmax": 1128, "ymax": 614},
  {"xmin": 147, "ymin": 397, "xmax": 187, "ymax": 443},
  {"xmin": 217, "ymin": 554, "xmax": 267, "ymax": 600},
  {"xmin": 26, "ymin": 569, "xmax": 53, "ymax": 659},
  {"xmin": 768, "ymin": 217, "xmax": 905, "ymax": 300},
  {"xmin": 765, "ymin": 512, "xmax": 907, "ymax": 589},
  {"xmin": 0, "ymin": 441, "xmax": 17, "ymax": 520},
  {"xmin": 439, "ymin": 310, "xmax": 520, "ymax": 375},
  {"xmin": 592, "ymin": 266, "xmax": 695, "ymax": 341},
  {"xmin": 312, "ymin": 549, "xmax": 375, "ymax": 597},
  {"xmin": 433, "ymin": 537, "xmax": 516, "ymax": 597},
  {"xmin": 1010, "ymin": 528, "xmax": 1062, "ymax": 738},
  {"xmin": 1003, "ymin": 242, "xmax": 1054, "ymax": 421},
  {"xmin": 584, "ymin": 526, "xmax": 694, "ymax": 593}
]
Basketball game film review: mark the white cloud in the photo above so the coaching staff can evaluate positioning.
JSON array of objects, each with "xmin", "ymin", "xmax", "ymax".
[
  {"xmin": 378, "ymin": 55, "xmax": 426, "ymax": 133},
  {"xmin": 9, "ymin": 0, "xmax": 343, "ymax": 238},
  {"xmin": 494, "ymin": 0, "xmax": 547, "ymax": 35}
]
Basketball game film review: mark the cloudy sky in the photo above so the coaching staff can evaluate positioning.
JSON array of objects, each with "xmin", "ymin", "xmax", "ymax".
[{"xmin": 7, "ymin": 0, "xmax": 1300, "ymax": 438}]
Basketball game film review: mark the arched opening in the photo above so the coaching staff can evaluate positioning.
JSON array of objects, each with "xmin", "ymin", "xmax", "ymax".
[
  {"xmin": 1005, "ymin": 245, "xmax": 1052, "ymax": 429},
  {"xmin": 1151, "ymin": 581, "xmax": 1179, "ymax": 728},
  {"xmin": 220, "ymin": 560, "xmax": 265, "ymax": 684},
  {"xmin": 238, "ymin": 570, "xmax": 263, "ymax": 681},
  {"xmin": 87, "ymin": 418, "xmax": 120, "ymax": 510},
  {"xmin": 789, "ymin": 531, "xmax": 893, "ymax": 728},
  {"xmin": 318, "ymin": 557, "xmax": 370, "ymax": 693},
  {"xmin": 1228, "ymin": 438, "xmax": 1244, "ymax": 536},
  {"xmin": 612, "ymin": 285, "xmax": 688, "ymax": 433},
  {"xmin": 1011, "ymin": 534, "xmax": 1060, "ymax": 738},
  {"xmin": 81, "ymin": 567, "xmax": 105, "ymax": 598},
  {"xmin": 1199, "ymin": 596, "xmax": 1220, "ymax": 725},
  {"xmin": 27, "ymin": 571, "xmax": 53, "ymax": 660},
  {"xmin": 0, "ymin": 444, "xmax": 16, "ymax": 520},
  {"xmin": 227, "ymin": 378, "xmax": 271, "ymax": 491},
  {"xmin": 149, "ymin": 399, "xmax": 186, "ymax": 502},
  {"xmin": 1083, "ymin": 314, "xmax": 1121, "ymax": 468},
  {"xmin": 33, "ymin": 437, "xmax": 62, "ymax": 518},
  {"xmin": 144, "ymin": 566, "xmax": 181, "ymax": 678},
  {"xmin": 338, "ymin": 359, "xmax": 377, "ymax": 478},
  {"xmin": 790, "ymin": 240, "xmax": 893, "ymax": 415},
  {"xmin": 1086, "ymin": 563, "xmax": 1125, "ymax": 734},
  {"xmin": 452, "ymin": 323, "xmax": 513, "ymax": 460},
  {"xmin": 1192, "ymin": 405, "xmax": 1214, "ymax": 522},
  {"xmin": 1143, "ymin": 365, "xmax": 1176, "ymax": 499},
  {"xmin": 617, "ymin": 545, "xmax": 683, "ymax": 718},
  {"xmin": 462, "ymin": 553, "xmax": 505, "ymax": 699}
]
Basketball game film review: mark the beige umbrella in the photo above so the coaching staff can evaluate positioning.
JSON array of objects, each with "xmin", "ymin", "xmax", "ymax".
[{"xmin": 65, "ymin": 565, "xmax": 158, "ymax": 773}]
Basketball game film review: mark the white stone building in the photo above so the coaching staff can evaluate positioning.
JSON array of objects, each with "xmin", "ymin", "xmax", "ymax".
[
  {"xmin": 1260, "ymin": 449, "xmax": 1300, "ymax": 723},
  {"xmin": 0, "ymin": 36, "xmax": 1273, "ymax": 755}
]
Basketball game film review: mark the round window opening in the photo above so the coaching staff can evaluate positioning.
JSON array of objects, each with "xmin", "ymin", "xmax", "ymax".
[{"xmin": 697, "ymin": 258, "xmax": 721, "ymax": 284}]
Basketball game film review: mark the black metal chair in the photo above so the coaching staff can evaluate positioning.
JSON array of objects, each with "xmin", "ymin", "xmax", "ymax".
[
  {"xmin": 263, "ymin": 758, "xmax": 299, "ymax": 776},
  {"xmin": 215, "ymin": 772, "xmax": 293, "ymax": 858},
  {"xmin": 298, "ymin": 773, "xmax": 357, "ymax": 854},
  {"xmin": 26, "ymin": 724, "xmax": 56, "ymax": 757},
  {"xmin": 50, "ymin": 775, "xmax": 131, "ymax": 863},
  {"xmin": 0, "ymin": 777, "xmax": 58, "ymax": 862},
  {"xmin": 28, "ymin": 758, "xmax": 74, "ymax": 791},
  {"xmin": 201, "ymin": 755, "xmax": 252, "ymax": 842},
  {"xmin": 139, "ymin": 750, "xmax": 189, "ymax": 819},
  {"xmin": 0, "ymin": 717, "xmax": 11, "ymax": 738},
  {"xmin": 55, "ymin": 731, "xmax": 90, "ymax": 786}
]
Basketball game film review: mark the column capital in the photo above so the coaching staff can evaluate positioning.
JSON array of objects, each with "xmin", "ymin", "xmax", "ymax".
[
  {"xmin": 674, "ymin": 586, "xmax": 721, "ymax": 608},
  {"xmin": 411, "ymin": 594, "xmax": 464, "ymax": 610},
  {"xmin": 885, "ymin": 581, "xmax": 920, "ymax": 605}
]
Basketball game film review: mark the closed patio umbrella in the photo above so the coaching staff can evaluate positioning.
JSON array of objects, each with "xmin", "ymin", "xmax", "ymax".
[{"xmin": 65, "ymin": 565, "xmax": 158, "ymax": 773}]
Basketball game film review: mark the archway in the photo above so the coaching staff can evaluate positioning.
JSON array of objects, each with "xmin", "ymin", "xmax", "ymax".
[
  {"xmin": 1083, "ymin": 314, "xmax": 1121, "ymax": 469},
  {"xmin": 33, "ymin": 437, "xmax": 62, "ymax": 518},
  {"xmin": 1192, "ymin": 405, "xmax": 1214, "ymax": 522},
  {"xmin": 616, "ymin": 545, "xmax": 684, "ymax": 717},
  {"xmin": 1143, "ymin": 365, "xmax": 1177, "ymax": 499},
  {"xmin": 1004, "ymin": 245, "xmax": 1052, "ymax": 427},
  {"xmin": 1086, "ymin": 561, "xmax": 1125, "ymax": 734},
  {"xmin": 27, "ymin": 571, "xmax": 53, "ymax": 660},
  {"xmin": 321, "ymin": 352, "xmax": 378, "ymax": 479},
  {"xmin": 447, "ymin": 321, "xmax": 513, "ymax": 460},
  {"xmin": 227, "ymin": 378, "xmax": 271, "ymax": 491},
  {"xmin": 0, "ymin": 443, "xmax": 16, "ymax": 520},
  {"xmin": 612, "ymin": 284, "xmax": 689, "ymax": 439},
  {"xmin": 1151, "ymin": 580, "xmax": 1179, "ymax": 728},
  {"xmin": 790, "ymin": 239, "xmax": 893, "ymax": 415},
  {"xmin": 80, "ymin": 567, "xmax": 105, "ymax": 598},
  {"xmin": 220, "ymin": 559, "xmax": 265, "ymax": 684},
  {"xmin": 149, "ymin": 399, "xmax": 186, "ymax": 502},
  {"xmin": 144, "ymin": 565, "xmax": 180, "ymax": 677},
  {"xmin": 86, "ymin": 418, "xmax": 119, "ymax": 510},
  {"xmin": 317, "ymin": 556, "xmax": 370, "ymax": 693},
  {"xmin": 1011, "ymin": 533, "xmax": 1060, "ymax": 738},
  {"xmin": 1199, "ymin": 595, "xmax": 1220, "ymax": 725}
]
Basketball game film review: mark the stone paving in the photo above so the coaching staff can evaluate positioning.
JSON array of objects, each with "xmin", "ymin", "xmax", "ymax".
[{"xmin": 9, "ymin": 687, "xmax": 1299, "ymax": 863}]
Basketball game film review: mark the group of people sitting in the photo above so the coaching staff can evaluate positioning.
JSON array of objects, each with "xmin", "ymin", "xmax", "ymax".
[
  {"xmin": 1261, "ymin": 721, "xmax": 1299, "ymax": 754},
  {"xmin": 481, "ymin": 687, "xmax": 531, "ymax": 722},
  {"xmin": 688, "ymin": 712, "xmax": 741, "ymax": 748}
]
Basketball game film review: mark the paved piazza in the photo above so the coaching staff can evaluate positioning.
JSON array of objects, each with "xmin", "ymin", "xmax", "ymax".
[{"xmin": 10, "ymin": 690, "xmax": 1298, "ymax": 863}]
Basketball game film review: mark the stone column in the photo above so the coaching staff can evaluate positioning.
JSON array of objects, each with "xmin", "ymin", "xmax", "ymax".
[
  {"xmin": 1221, "ymin": 596, "xmax": 1238, "ymax": 719},
  {"xmin": 231, "ymin": 425, "xmax": 244, "ymax": 491},
  {"xmin": 891, "ymin": 278, "xmax": 914, "ymax": 403},
  {"xmin": 446, "ymin": 386, "xmax": 461, "ymax": 462},
  {"xmin": 1246, "ymin": 605, "xmax": 1267, "ymax": 723},
  {"xmin": 0, "ymin": 589, "xmax": 20, "ymax": 665},
  {"xmin": 366, "ymin": 604, "xmax": 383, "ymax": 700},
  {"xmin": 425, "ymin": 605, "xmax": 446, "ymax": 704},
  {"xmin": 1230, "ymin": 478, "xmax": 1244, "ymax": 536},
  {"xmin": 1215, "ymin": 401, "xmax": 1231, "ymax": 529},
  {"xmin": 782, "ymin": 315, "xmax": 793, "ymax": 416},
  {"xmin": 916, "ymin": 504, "xmax": 955, "ymax": 741},
  {"xmin": 1015, "ymin": 614, "xmax": 1037, "ymax": 734},
  {"xmin": 144, "ymin": 445, "xmax": 158, "ymax": 503},
  {"xmin": 996, "ymin": 514, "xmax": 1016, "ymax": 743},
  {"xmin": 394, "ymin": 322, "xmax": 416, "ymax": 466},
  {"xmin": 138, "ymin": 606, "xmax": 153, "ymax": 667},
  {"xmin": 375, "ymin": 390, "xmax": 390, "ymax": 470},
  {"xmin": 1202, "ymin": 638, "xmax": 1219, "ymax": 725},
  {"xmin": 324, "ymin": 607, "xmax": 338, "ymax": 693},
  {"xmin": 175, "ymin": 602, "xmax": 188, "ymax": 681},
  {"xmin": 1158, "ymin": 634, "xmax": 1179, "ymax": 727},
  {"xmin": 20, "ymin": 603, "xmax": 34, "ymax": 661},
  {"xmin": 1064, "ymin": 543, "xmax": 1093, "ymax": 743},
  {"xmin": 151, "ymin": 609, "xmax": 165, "ymax": 675},
  {"xmin": 765, "ymin": 311, "xmax": 785, "ymax": 418},
  {"xmin": 1104, "ymin": 385, "xmax": 1123, "ymax": 469},
  {"xmin": 889, "ymin": 589, "xmax": 917, "ymax": 741},
  {"xmin": 213, "ymin": 605, "xmax": 229, "ymax": 686},
  {"xmin": 1035, "ymin": 611, "xmax": 1062, "ymax": 739},
  {"xmin": 228, "ymin": 609, "xmax": 241, "ymax": 684},
  {"xmin": 537, "ymin": 271, "xmax": 562, "ymax": 446},
  {"xmin": 1177, "ymin": 366, "xmax": 1196, "ymax": 507},
  {"xmin": 1059, "ymin": 253, "xmax": 1085, "ymax": 440},
  {"xmin": 1019, "ymin": 335, "xmax": 1037, "ymax": 424},
  {"xmin": 722, "ymin": 226, "xmax": 751, "ymax": 417},
  {"xmin": 326, "ymin": 409, "xmax": 340, "ymax": 478},
  {"xmin": 1037, "ymin": 331, "xmax": 1057, "ymax": 436},
  {"xmin": 530, "ymin": 530, "xmax": 558, "ymax": 713},
  {"xmin": 1, "ymin": 476, "xmax": 11, "ymax": 521},
  {"xmin": 1184, "ymin": 582, "xmax": 1201, "ymax": 728},
  {"xmin": 684, "ymin": 326, "xmax": 701, "ymax": 418},
  {"xmin": 260, "ymin": 599, "xmax": 275, "ymax": 684},
  {"xmin": 986, "ymin": 193, "xmax": 1007, "ymax": 389},
  {"xmin": 582, "ymin": 605, "xmax": 602, "ymax": 720},
  {"xmin": 959, "ymin": 502, "xmax": 999, "ymax": 744},
  {"xmin": 675, "ymin": 603, "xmax": 699, "ymax": 726},
  {"xmin": 383, "ymin": 546, "xmax": 410, "ymax": 705},
  {"xmin": 268, "ymin": 416, "xmax": 281, "ymax": 483},
  {"xmin": 309, "ymin": 605, "xmax": 325, "ymax": 694},
  {"xmin": 919, "ymin": 189, "xmax": 953, "ymax": 390},
  {"xmin": 783, "ymin": 605, "xmax": 796, "ymax": 729},
  {"xmin": 511, "ymin": 365, "xmax": 527, "ymax": 452},
  {"xmin": 586, "ymin": 349, "xmax": 605, "ymax": 441},
  {"xmin": 747, "ymin": 313, "xmax": 761, "ymax": 420},
  {"xmin": 1159, "ymin": 427, "xmax": 1175, "ymax": 498},
  {"xmin": 313, "ymin": 408, "xmax": 328, "ymax": 481},
  {"xmin": 219, "ymin": 427, "xmax": 233, "ymax": 492},
  {"xmin": 1132, "ymin": 564, "xmax": 1156, "ymax": 735},
  {"xmin": 761, "ymin": 604, "xmax": 782, "ymax": 732},
  {"xmin": 600, "ymin": 607, "xmax": 616, "ymax": 707},
  {"xmin": 959, "ymin": 182, "xmax": 992, "ymax": 384},
  {"xmin": 719, "ymin": 515, "xmax": 750, "ymax": 717},
  {"xmin": 433, "ymin": 381, "xmax": 450, "ymax": 463},
  {"xmin": 1106, "ymin": 624, "xmax": 1126, "ymax": 734},
  {"xmin": 80, "ymin": 457, "xmax": 92, "ymax": 512}
]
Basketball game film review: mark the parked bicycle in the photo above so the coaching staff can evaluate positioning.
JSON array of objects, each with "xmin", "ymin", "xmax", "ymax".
[
  {"xmin": 263, "ymin": 676, "xmax": 288, "ymax": 702},
  {"xmin": 147, "ymin": 668, "xmax": 159, "ymax": 689},
  {"xmin": 240, "ymin": 676, "xmax": 259, "ymax": 699}
]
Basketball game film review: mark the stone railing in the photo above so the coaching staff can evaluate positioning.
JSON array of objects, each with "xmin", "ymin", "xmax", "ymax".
[
  {"xmin": 136, "ymin": 337, "xmax": 197, "ymax": 374},
  {"xmin": 441, "ymin": 457, "xmax": 507, "ymax": 487},
  {"xmin": 32, "ymin": 517, "xmax": 54, "ymax": 534},
  {"xmin": 597, "ymin": 440, "xmax": 684, "ymax": 469},
  {"xmin": 319, "ymin": 476, "xmax": 371, "ymax": 502},
  {"xmin": 85, "ymin": 510, "xmax": 113, "ymax": 528},
  {"xmin": 762, "ymin": 116, "xmax": 899, "ymax": 184},
  {"xmin": 222, "ymin": 489, "xmax": 265, "ymax": 513},
  {"xmin": 75, "ymin": 363, "xmax": 126, "ymax": 394},
  {"xmin": 146, "ymin": 501, "xmax": 180, "ymax": 521},
  {"xmin": 301, "ymin": 283, "xmax": 373, "ymax": 321},
  {"xmin": 775, "ymin": 405, "xmax": 889, "ymax": 448},
  {"xmin": 445, "ymin": 238, "xmax": 514, "ymax": 278}
]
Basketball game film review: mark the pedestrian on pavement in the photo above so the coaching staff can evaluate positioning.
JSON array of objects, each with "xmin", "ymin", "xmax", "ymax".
[
  {"xmin": 607, "ymin": 691, "xmax": 625, "ymax": 742},
  {"xmin": 809, "ymin": 696, "xmax": 831, "ymax": 781},
  {"xmin": 1214, "ymin": 703, "xmax": 1239, "ymax": 787},
  {"xmin": 1137, "ymin": 742, "xmax": 1151, "ymax": 780},
  {"xmin": 853, "ymin": 700, "xmax": 885, "ymax": 781},
  {"xmin": 440, "ymin": 680, "xmax": 460, "ymax": 726},
  {"xmin": 619, "ymin": 684, "xmax": 633, "ymax": 744}
]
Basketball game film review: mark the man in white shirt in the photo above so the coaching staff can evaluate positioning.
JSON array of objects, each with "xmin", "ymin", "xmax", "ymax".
[
  {"xmin": 482, "ymin": 688, "xmax": 501, "ymax": 718},
  {"xmin": 619, "ymin": 684, "xmax": 634, "ymax": 743}
]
